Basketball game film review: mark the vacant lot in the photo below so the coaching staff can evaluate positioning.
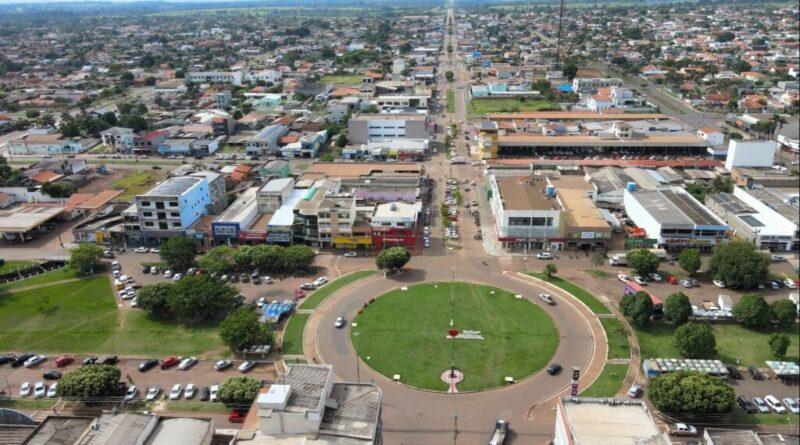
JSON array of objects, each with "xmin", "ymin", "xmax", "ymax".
[
  {"xmin": 113, "ymin": 171, "xmax": 164, "ymax": 201},
  {"xmin": 351, "ymin": 282, "xmax": 558, "ymax": 391},
  {"xmin": 468, "ymin": 98, "xmax": 557, "ymax": 115},
  {"xmin": 320, "ymin": 74, "xmax": 362, "ymax": 85}
]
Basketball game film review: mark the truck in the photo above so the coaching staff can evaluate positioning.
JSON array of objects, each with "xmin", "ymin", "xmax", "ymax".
[
  {"xmin": 488, "ymin": 419, "xmax": 508, "ymax": 445},
  {"xmin": 717, "ymin": 294, "xmax": 733, "ymax": 311},
  {"xmin": 668, "ymin": 423, "xmax": 698, "ymax": 437},
  {"xmin": 609, "ymin": 253, "xmax": 628, "ymax": 266}
]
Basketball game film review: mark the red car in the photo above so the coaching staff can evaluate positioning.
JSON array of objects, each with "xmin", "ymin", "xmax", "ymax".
[
  {"xmin": 294, "ymin": 288, "xmax": 306, "ymax": 298},
  {"xmin": 160, "ymin": 357, "xmax": 180, "ymax": 370},
  {"xmin": 55, "ymin": 356, "xmax": 74, "ymax": 367},
  {"xmin": 666, "ymin": 275, "xmax": 678, "ymax": 285},
  {"xmin": 228, "ymin": 409, "xmax": 248, "ymax": 423}
]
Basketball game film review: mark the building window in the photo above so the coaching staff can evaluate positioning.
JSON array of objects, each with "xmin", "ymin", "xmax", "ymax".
[
  {"xmin": 169, "ymin": 201, "xmax": 178, "ymax": 207},
  {"xmin": 171, "ymin": 212, "xmax": 180, "ymax": 218},
  {"xmin": 144, "ymin": 222, "xmax": 154, "ymax": 227},
  {"xmin": 140, "ymin": 201, "xmax": 151, "ymax": 207},
  {"xmin": 143, "ymin": 212, "xmax": 153, "ymax": 217}
]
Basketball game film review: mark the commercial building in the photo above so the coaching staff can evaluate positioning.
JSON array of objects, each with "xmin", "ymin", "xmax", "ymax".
[
  {"xmin": 724, "ymin": 139, "xmax": 777, "ymax": 171},
  {"xmin": 279, "ymin": 130, "xmax": 328, "ymax": 158},
  {"xmin": 343, "ymin": 139, "xmax": 429, "ymax": 161},
  {"xmin": 706, "ymin": 187, "xmax": 798, "ymax": 251},
  {"xmin": 135, "ymin": 175, "xmax": 213, "ymax": 243},
  {"xmin": 489, "ymin": 175, "xmax": 612, "ymax": 251},
  {"xmin": 212, "ymin": 187, "xmax": 260, "ymax": 243},
  {"xmin": 623, "ymin": 187, "xmax": 728, "ymax": 250},
  {"xmin": 258, "ymin": 159, "xmax": 291, "ymax": 180},
  {"xmin": 241, "ymin": 364, "xmax": 382, "ymax": 445},
  {"xmin": 7, "ymin": 128, "xmax": 92, "ymax": 155},
  {"xmin": 0, "ymin": 204, "xmax": 64, "ymax": 243},
  {"xmin": 245, "ymin": 124, "xmax": 288, "ymax": 156},
  {"xmin": 571, "ymin": 77, "xmax": 624, "ymax": 93},
  {"xmin": 347, "ymin": 113, "xmax": 429, "ymax": 144},
  {"xmin": 553, "ymin": 397, "xmax": 670, "ymax": 445},
  {"xmin": 371, "ymin": 201, "xmax": 421, "ymax": 250}
]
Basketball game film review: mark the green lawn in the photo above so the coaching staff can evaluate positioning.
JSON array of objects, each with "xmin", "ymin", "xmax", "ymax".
[
  {"xmin": 583, "ymin": 269, "xmax": 610, "ymax": 280},
  {"xmin": 0, "ymin": 398, "xmax": 57, "ymax": 410},
  {"xmin": 468, "ymin": 98, "xmax": 557, "ymax": 115},
  {"xmin": 446, "ymin": 88, "xmax": 455, "ymax": 114},
  {"xmin": 164, "ymin": 401, "xmax": 229, "ymax": 414},
  {"xmin": 282, "ymin": 313, "xmax": 310, "ymax": 356},
  {"xmin": 600, "ymin": 318, "xmax": 630, "ymax": 359},
  {"xmin": 0, "ymin": 260, "xmax": 38, "ymax": 274},
  {"xmin": 580, "ymin": 364, "xmax": 629, "ymax": 397},
  {"xmin": 113, "ymin": 171, "xmax": 163, "ymax": 201},
  {"xmin": 635, "ymin": 321, "xmax": 799, "ymax": 366},
  {"xmin": 320, "ymin": 74, "xmax": 362, "ymax": 84},
  {"xmin": 0, "ymin": 274, "xmax": 224, "ymax": 356},
  {"xmin": 351, "ymin": 282, "xmax": 558, "ymax": 391},
  {"xmin": 526, "ymin": 273, "xmax": 612, "ymax": 314},
  {"xmin": 0, "ymin": 267, "xmax": 75, "ymax": 291},
  {"xmin": 301, "ymin": 270, "xmax": 378, "ymax": 310}
]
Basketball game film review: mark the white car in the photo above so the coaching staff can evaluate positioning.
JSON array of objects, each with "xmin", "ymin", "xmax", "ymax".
[
  {"xmin": 538, "ymin": 293, "xmax": 555, "ymax": 305},
  {"xmin": 131, "ymin": 297, "xmax": 138, "ymax": 307},
  {"xmin": 262, "ymin": 276, "xmax": 272, "ymax": 284},
  {"xmin": 257, "ymin": 297, "xmax": 266, "ymax": 308},
  {"xmin": 124, "ymin": 385, "xmax": 138, "ymax": 402},
  {"xmin": 34, "ymin": 381, "xmax": 46, "ymax": 398},
  {"xmin": 783, "ymin": 397, "xmax": 800, "ymax": 414},
  {"xmin": 169, "ymin": 384, "xmax": 183, "ymax": 400},
  {"xmin": 753, "ymin": 397, "xmax": 770, "ymax": 414},
  {"xmin": 47, "ymin": 383, "xmax": 58, "ymax": 398},
  {"xmin": 343, "ymin": 251, "xmax": 357, "ymax": 257},
  {"xmin": 634, "ymin": 276, "xmax": 647, "ymax": 285},
  {"xmin": 618, "ymin": 274, "xmax": 630, "ymax": 282},
  {"xmin": 712, "ymin": 280, "xmax": 726, "ymax": 288},
  {"xmin": 313, "ymin": 276, "xmax": 328, "ymax": 287},
  {"xmin": 164, "ymin": 270, "xmax": 173, "ymax": 278},
  {"xmin": 536, "ymin": 252, "xmax": 552, "ymax": 260},
  {"xmin": 785, "ymin": 279, "xmax": 798, "ymax": 289},
  {"xmin": 145, "ymin": 386, "xmax": 161, "ymax": 401},
  {"xmin": 209, "ymin": 385, "xmax": 219, "ymax": 402},
  {"xmin": 172, "ymin": 273, "xmax": 182, "ymax": 282},
  {"xmin": 149, "ymin": 248, "xmax": 160, "ymax": 254},
  {"xmin": 765, "ymin": 395, "xmax": 786, "ymax": 413},
  {"xmin": 20, "ymin": 381, "xmax": 32, "ymax": 397},
  {"xmin": 334, "ymin": 317, "xmax": 346, "ymax": 328},
  {"xmin": 134, "ymin": 247, "xmax": 148, "ymax": 253},
  {"xmin": 648, "ymin": 273, "xmax": 662, "ymax": 282},
  {"xmin": 185, "ymin": 383, "xmax": 196, "ymax": 399}
]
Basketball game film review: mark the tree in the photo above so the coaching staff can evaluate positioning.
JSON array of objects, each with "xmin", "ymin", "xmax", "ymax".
[
  {"xmin": 169, "ymin": 275, "xmax": 239, "ymax": 321},
  {"xmin": 120, "ymin": 71, "xmax": 134, "ymax": 85},
  {"xmin": 376, "ymin": 246, "xmax": 411, "ymax": 271},
  {"xmin": 445, "ymin": 71, "xmax": 454, "ymax": 82},
  {"xmin": 137, "ymin": 282, "xmax": 174, "ymax": 317},
  {"xmin": 590, "ymin": 252, "xmax": 604, "ymax": 269},
  {"xmin": 629, "ymin": 291, "xmax": 654, "ymax": 326},
  {"xmin": 57, "ymin": 365, "xmax": 121, "ymax": 399},
  {"xmin": 770, "ymin": 299, "xmax": 797, "ymax": 328},
  {"xmin": 562, "ymin": 62, "xmax": 578, "ymax": 81},
  {"xmin": 768, "ymin": 333, "xmax": 791, "ymax": 360},
  {"xmin": 219, "ymin": 308, "xmax": 272, "ymax": 352},
  {"xmin": 41, "ymin": 181, "xmax": 77, "ymax": 198},
  {"xmin": 708, "ymin": 242, "xmax": 769, "ymax": 289},
  {"xmin": 284, "ymin": 245, "xmax": 316, "ymax": 273},
  {"xmin": 664, "ymin": 292, "xmax": 692, "ymax": 324},
  {"xmin": 674, "ymin": 322, "xmax": 716, "ymax": 358},
  {"xmin": 648, "ymin": 371, "xmax": 734, "ymax": 414},
  {"xmin": 732, "ymin": 294, "xmax": 771, "ymax": 328},
  {"xmin": 218, "ymin": 376, "xmax": 261, "ymax": 407},
  {"xmin": 677, "ymin": 248, "xmax": 701, "ymax": 276},
  {"xmin": 542, "ymin": 263, "xmax": 558, "ymax": 279},
  {"xmin": 144, "ymin": 76, "xmax": 157, "ymax": 86},
  {"xmin": 627, "ymin": 249, "xmax": 661, "ymax": 275},
  {"xmin": 715, "ymin": 31, "xmax": 736, "ymax": 43},
  {"xmin": 336, "ymin": 133, "xmax": 347, "ymax": 148},
  {"xmin": 619, "ymin": 292, "xmax": 636, "ymax": 315},
  {"xmin": 159, "ymin": 236, "xmax": 197, "ymax": 271},
  {"xmin": 197, "ymin": 245, "xmax": 236, "ymax": 276},
  {"xmin": 68, "ymin": 243, "xmax": 104, "ymax": 275}
]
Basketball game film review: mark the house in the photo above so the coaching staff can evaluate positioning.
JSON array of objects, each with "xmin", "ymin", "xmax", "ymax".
[
  {"xmin": 245, "ymin": 124, "xmax": 288, "ymax": 156},
  {"xmin": 696, "ymin": 127, "xmax": 724, "ymax": 146},
  {"xmin": 279, "ymin": 130, "xmax": 328, "ymax": 158},
  {"xmin": 7, "ymin": 128, "xmax": 91, "ymax": 155},
  {"xmin": 100, "ymin": 126, "xmax": 135, "ymax": 152},
  {"xmin": 258, "ymin": 159, "xmax": 291, "ymax": 180}
]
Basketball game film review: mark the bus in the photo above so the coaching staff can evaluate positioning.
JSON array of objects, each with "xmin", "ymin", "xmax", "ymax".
[{"xmin": 623, "ymin": 281, "xmax": 663, "ymax": 318}]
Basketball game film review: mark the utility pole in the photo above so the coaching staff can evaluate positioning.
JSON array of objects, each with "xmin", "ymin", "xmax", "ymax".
[{"xmin": 555, "ymin": 0, "xmax": 566, "ymax": 68}]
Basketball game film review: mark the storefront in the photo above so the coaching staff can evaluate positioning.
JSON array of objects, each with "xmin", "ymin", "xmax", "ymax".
[{"xmin": 333, "ymin": 235, "xmax": 373, "ymax": 250}]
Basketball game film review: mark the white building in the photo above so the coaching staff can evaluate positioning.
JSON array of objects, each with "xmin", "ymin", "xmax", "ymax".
[
  {"xmin": 572, "ymin": 77, "xmax": 624, "ymax": 93},
  {"xmin": 100, "ymin": 127, "xmax": 135, "ymax": 152},
  {"xmin": 706, "ymin": 187, "xmax": 798, "ymax": 251},
  {"xmin": 489, "ymin": 175, "xmax": 561, "ymax": 248},
  {"xmin": 257, "ymin": 177, "xmax": 294, "ymax": 213},
  {"xmin": 245, "ymin": 124, "xmax": 288, "ymax": 156},
  {"xmin": 554, "ymin": 397, "xmax": 671, "ymax": 445},
  {"xmin": 696, "ymin": 126, "xmax": 725, "ymax": 147},
  {"xmin": 724, "ymin": 139, "xmax": 777, "ymax": 171},
  {"xmin": 392, "ymin": 58, "xmax": 406, "ymax": 75},
  {"xmin": 371, "ymin": 201, "xmax": 421, "ymax": 229}
]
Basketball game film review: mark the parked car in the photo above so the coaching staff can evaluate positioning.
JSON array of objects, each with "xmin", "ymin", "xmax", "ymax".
[
  {"xmin": 169, "ymin": 384, "xmax": 183, "ymax": 400},
  {"xmin": 737, "ymin": 396, "xmax": 757, "ymax": 414},
  {"xmin": 633, "ymin": 276, "xmax": 647, "ymax": 285},
  {"xmin": 124, "ymin": 386, "xmax": 139, "ymax": 402},
  {"xmin": 47, "ymin": 383, "xmax": 58, "ymax": 398},
  {"xmin": 748, "ymin": 367, "xmax": 764, "ymax": 380},
  {"xmin": 257, "ymin": 297, "xmax": 266, "ymax": 308},
  {"xmin": 313, "ymin": 276, "xmax": 328, "ymax": 287},
  {"xmin": 294, "ymin": 288, "xmax": 305, "ymax": 298},
  {"xmin": 100, "ymin": 355, "xmax": 118, "ymax": 365},
  {"xmin": 252, "ymin": 276, "xmax": 261, "ymax": 284},
  {"xmin": 726, "ymin": 366, "xmax": 743, "ymax": 380},
  {"xmin": 228, "ymin": 410, "xmax": 248, "ymax": 423},
  {"xmin": 199, "ymin": 386, "xmax": 210, "ymax": 401},
  {"xmin": 679, "ymin": 279, "xmax": 693, "ymax": 288},
  {"xmin": 536, "ymin": 252, "xmax": 552, "ymax": 260},
  {"xmin": 24, "ymin": 355, "xmax": 46, "ymax": 368},
  {"xmin": 765, "ymin": 395, "xmax": 786, "ymax": 413},
  {"xmin": 713, "ymin": 280, "xmax": 726, "ymax": 288},
  {"xmin": 648, "ymin": 273, "xmax": 662, "ymax": 282},
  {"xmin": 617, "ymin": 274, "xmax": 630, "ymax": 282},
  {"xmin": 178, "ymin": 357, "xmax": 198, "ymax": 370},
  {"xmin": 142, "ymin": 265, "xmax": 151, "ymax": 274},
  {"xmin": 210, "ymin": 385, "xmax": 219, "ymax": 402},
  {"xmin": 334, "ymin": 317, "xmax": 346, "ymax": 328},
  {"xmin": 343, "ymin": 251, "xmax": 357, "ymax": 257},
  {"xmin": 19, "ymin": 381, "xmax": 31, "ymax": 397},
  {"xmin": 34, "ymin": 381, "xmax": 47, "ymax": 398},
  {"xmin": 139, "ymin": 359, "xmax": 159, "ymax": 372},
  {"xmin": 785, "ymin": 279, "xmax": 798, "ymax": 289},
  {"xmin": 238, "ymin": 361, "xmax": 256, "ymax": 373},
  {"xmin": 538, "ymin": 293, "xmax": 555, "ymax": 305},
  {"xmin": 753, "ymin": 397, "xmax": 770, "ymax": 414},
  {"xmin": 215, "ymin": 360, "xmax": 233, "ymax": 371},
  {"xmin": 783, "ymin": 398, "xmax": 800, "ymax": 414},
  {"xmin": 262, "ymin": 276, "xmax": 273, "ymax": 284},
  {"xmin": 668, "ymin": 423, "xmax": 697, "ymax": 437},
  {"xmin": 185, "ymin": 383, "xmax": 196, "ymax": 399},
  {"xmin": 161, "ymin": 357, "xmax": 180, "ymax": 369},
  {"xmin": 172, "ymin": 273, "xmax": 182, "ymax": 282},
  {"xmin": 768, "ymin": 280, "xmax": 781, "ymax": 290},
  {"xmin": 164, "ymin": 270, "xmax": 173, "ymax": 279},
  {"xmin": 13, "ymin": 354, "xmax": 34, "ymax": 367},
  {"xmin": 239, "ymin": 273, "xmax": 249, "ymax": 283},
  {"xmin": 134, "ymin": 247, "xmax": 148, "ymax": 253},
  {"xmin": 627, "ymin": 384, "xmax": 642, "ymax": 398},
  {"xmin": 300, "ymin": 283, "xmax": 316, "ymax": 290},
  {"xmin": 145, "ymin": 386, "xmax": 161, "ymax": 401},
  {"xmin": 0, "ymin": 354, "xmax": 15, "ymax": 366},
  {"xmin": 43, "ymin": 370, "xmax": 62, "ymax": 380},
  {"xmin": 546, "ymin": 363, "xmax": 562, "ymax": 375},
  {"xmin": 149, "ymin": 248, "xmax": 160, "ymax": 254},
  {"xmin": 55, "ymin": 356, "xmax": 74, "ymax": 367},
  {"xmin": 82, "ymin": 356, "xmax": 98, "ymax": 366}
]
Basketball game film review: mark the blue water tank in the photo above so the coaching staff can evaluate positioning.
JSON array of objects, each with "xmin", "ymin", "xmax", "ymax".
[
  {"xmin": 626, "ymin": 182, "xmax": 637, "ymax": 192},
  {"xmin": 545, "ymin": 185, "xmax": 556, "ymax": 197}
]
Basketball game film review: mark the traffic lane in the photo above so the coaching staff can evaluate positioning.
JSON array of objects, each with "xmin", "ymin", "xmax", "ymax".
[
  {"xmin": 0, "ymin": 357, "xmax": 274, "ymax": 398},
  {"xmin": 316, "ymin": 266, "xmax": 595, "ymax": 434}
]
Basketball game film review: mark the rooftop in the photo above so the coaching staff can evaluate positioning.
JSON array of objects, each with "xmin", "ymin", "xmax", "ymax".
[
  {"xmin": 301, "ymin": 162, "xmax": 422, "ymax": 181},
  {"xmin": 319, "ymin": 383, "xmax": 382, "ymax": 442},
  {"xmin": 487, "ymin": 112, "xmax": 670, "ymax": 121},
  {"xmin": 351, "ymin": 113, "xmax": 426, "ymax": 121},
  {"xmin": 498, "ymin": 133, "xmax": 706, "ymax": 148},
  {"xmin": 24, "ymin": 416, "xmax": 95, "ymax": 445},
  {"xmin": 143, "ymin": 176, "xmax": 203, "ymax": 197},
  {"xmin": 559, "ymin": 398, "xmax": 669, "ymax": 445},
  {"xmin": 626, "ymin": 188, "xmax": 726, "ymax": 227},
  {"xmin": 495, "ymin": 176, "xmax": 558, "ymax": 211},
  {"xmin": 217, "ymin": 187, "xmax": 259, "ymax": 223},
  {"xmin": 0, "ymin": 204, "xmax": 64, "ymax": 233}
]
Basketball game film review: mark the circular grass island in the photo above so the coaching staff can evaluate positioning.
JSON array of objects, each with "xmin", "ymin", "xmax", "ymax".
[{"xmin": 350, "ymin": 282, "xmax": 558, "ymax": 392}]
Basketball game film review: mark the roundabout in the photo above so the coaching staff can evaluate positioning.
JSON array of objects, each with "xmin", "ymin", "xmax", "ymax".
[{"xmin": 350, "ymin": 282, "xmax": 558, "ymax": 392}]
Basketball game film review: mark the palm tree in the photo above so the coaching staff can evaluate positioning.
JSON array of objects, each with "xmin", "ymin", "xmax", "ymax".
[
  {"xmin": 708, "ymin": 175, "xmax": 734, "ymax": 195},
  {"xmin": 543, "ymin": 263, "xmax": 558, "ymax": 280}
]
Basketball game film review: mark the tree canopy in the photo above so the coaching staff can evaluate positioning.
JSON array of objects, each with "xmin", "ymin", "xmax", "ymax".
[
  {"xmin": 219, "ymin": 308, "xmax": 272, "ymax": 352},
  {"xmin": 218, "ymin": 376, "xmax": 261, "ymax": 407},
  {"xmin": 620, "ymin": 291, "xmax": 653, "ymax": 326},
  {"xmin": 375, "ymin": 246, "xmax": 411, "ymax": 271},
  {"xmin": 664, "ymin": 292, "xmax": 692, "ymax": 324},
  {"xmin": 159, "ymin": 236, "xmax": 197, "ymax": 271},
  {"xmin": 627, "ymin": 249, "xmax": 661, "ymax": 275},
  {"xmin": 649, "ymin": 371, "xmax": 734, "ymax": 414},
  {"xmin": 138, "ymin": 275, "xmax": 239, "ymax": 321},
  {"xmin": 708, "ymin": 242, "xmax": 769, "ymax": 290},
  {"xmin": 732, "ymin": 294, "xmax": 771, "ymax": 328},
  {"xmin": 677, "ymin": 248, "xmax": 701, "ymax": 276},
  {"xmin": 57, "ymin": 365, "xmax": 121, "ymax": 399},
  {"xmin": 197, "ymin": 245, "xmax": 236, "ymax": 275},
  {"xmin": 673, "ymin": 322, "xmax": 717, "ymax": 358},
  {"xmin": 768, "ymin": 333, "xmax": 791, "ymax": 361},
  {"xmin": 769, "ymin": 299, "xmax": 797, "ymax": 328},
  {"xmin": 68, "ymin": 243, "xmax": 104, "ymax": 275}
]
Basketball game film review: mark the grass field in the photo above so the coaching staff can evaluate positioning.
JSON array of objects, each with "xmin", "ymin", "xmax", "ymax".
[
  {"xmin": 113, "ymin": 171, "xmax": 163, "ymax": 201},
  {"xmin": 600, "ymin": 318, "xmax": 630, "ymax": 359},
  {"xmin": 0, "ymin": 260, "xmax": 37, "ymax": 274},
  {"xmin": 301, "ymin": 270, "xmax": 378, "ymax": 309},
  {"xmin": 0, "ymin": 267, "xmax": 75, "ymax": 292},
  {"xmin": 583, "ymin": 269, "xmax": 610, "ymax": 280},
  {"xmin": 0, "ymin": 398, "xmax": 57, "ymax": 410},
  {"xmin": 446, "ymin": 88, "xmax": 455, "ymax": 113},
  {"xmin": 351, "ymin": 282, "xmax": 558, "ymax": 391},
  {"xmin": 468, "ymin": 98, "xmax": 557, "ymax": 115},
  {"xmin": 0, "ymin": 273, "xmax": 224, "ymax": 356},
  {"xmin": 580, "ymin": 364, "xmax": 629, "ymax": 397},
  {"xmin": 320, "ymin": 74, "xmax": 362, "ymax": 85},
  {"xmin": 281, "ymin": 313, "xmax": 310, "ymax": 356},
  {"xmin": 526, "ymin": 273, "xmax": 612, "ymax": 314},
  {"xmin": 164, "ymin": 401, "xmax": 229, "ymax": 414},
  {"xmin": 635, "ymin": 321, "xmax": 799, "ymax": 367}
]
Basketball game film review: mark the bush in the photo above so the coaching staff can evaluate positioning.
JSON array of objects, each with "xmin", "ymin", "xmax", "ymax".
[
  {"xmin": 219, "ymin": 308, "xmax": 273, "ymax": 352},
  {"xmin": 770, "ymin": 299, "xmax": 797, "ymax": 328},
  {"xmin": 627, "ymin": 249, "xmax": 660, "ymax": 275},
  {"xmin": 708, "ymin": 242, "xmax": 769, "ymax": 289},
  {"xmin": 664, "ymin": 292, "xmax": 692, "ymax": 324},
  {"xmin": 57, "ymin": 365, "xmax": 121, "ymax": 399},
  {"xmin": 769, "ymin": 333, "xmax": 791, "ymax": 360},
  {"xmin": 732, "ymin": 294, "xmax": 771, "ymax": 328},
  {"xmin": 674, "ymin": 322, "xmax": 717, "ymax": 358},
  {"xmin": 375, "ymin": 246, "xmax": 411, "ymax": 271},
  {"xmin": 218, "ymin": 376, "xmax": 261, "ymax": 407},
  {"xmin": 649, "ymin": 371, "xmax": 734, "ymax": 414},
  {"xmin": 68, "ymin": 243, "xmax": 104, "ymax": 275}
]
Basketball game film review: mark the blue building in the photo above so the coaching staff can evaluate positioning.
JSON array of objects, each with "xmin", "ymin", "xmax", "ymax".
[{"xmin": 135, "ymin": 175, "xmax": 213, "ymax": 243}]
